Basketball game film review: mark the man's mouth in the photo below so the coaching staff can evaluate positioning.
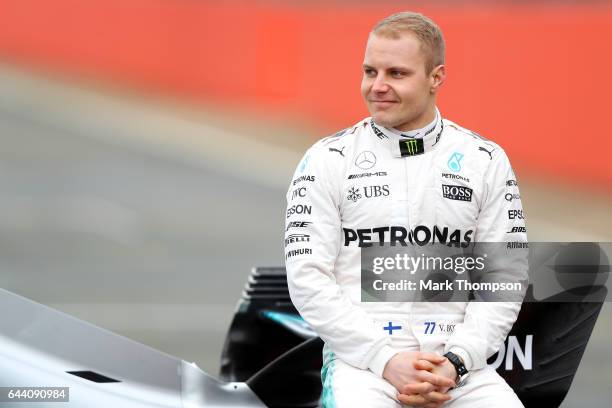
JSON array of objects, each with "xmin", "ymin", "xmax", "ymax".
[{"xmin": 370, "ymin": 100, "xmax": 397, "ymax": 108}]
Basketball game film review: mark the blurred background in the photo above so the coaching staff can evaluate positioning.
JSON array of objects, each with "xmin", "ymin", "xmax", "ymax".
[{"xmin": 0, "ymin": 0, "xmax": 610, "ymax": 406}]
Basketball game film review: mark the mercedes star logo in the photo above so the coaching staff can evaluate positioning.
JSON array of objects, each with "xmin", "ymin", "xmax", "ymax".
[{"xmin": 355, "ymin": 151, "xmax": 376, "ymax": 170}]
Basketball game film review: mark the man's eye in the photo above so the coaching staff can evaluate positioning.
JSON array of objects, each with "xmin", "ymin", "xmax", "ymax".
[
  {"xmin": 364, "ymin": 69, "xmax": 376, "ymax": 76},
  {"xmin": 391, "ymin": 71, "xmax": 405, "ymax": 78}
]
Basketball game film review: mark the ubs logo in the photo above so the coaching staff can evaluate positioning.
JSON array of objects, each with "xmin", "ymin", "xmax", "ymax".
[
  {"xmin": 355, "ymin": 151, "xmax": 377, "ymax": 170},
  {"xmin": 364, "ymin": 185, "xmax": 389, "ymax": 198},
  {"xmin": 347, "ymin": 185, "xmax": 389, "ymax": 202}
]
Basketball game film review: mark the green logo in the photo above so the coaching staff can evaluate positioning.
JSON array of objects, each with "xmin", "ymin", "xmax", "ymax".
[
  {"xmin": 404, "ymin": 140, "xmax": 418, "ymax": 155},
  {"xmin": 399, "ymin": 139, "xmax": 424, "ymax": 156}
]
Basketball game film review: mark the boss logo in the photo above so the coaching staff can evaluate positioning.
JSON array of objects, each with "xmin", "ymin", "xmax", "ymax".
[
  {"xmin": 442, "ymin": 184, "xmax": 473, "ymax": 202},
  {"xmin": 507, "ymin": 226, "xmax": 527, "ymax": 233}
]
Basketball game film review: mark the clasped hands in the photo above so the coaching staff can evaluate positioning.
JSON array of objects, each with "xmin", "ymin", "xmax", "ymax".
[{"xmin": 382, "ymin": 351, "xmax": 457, "ymax": 408}]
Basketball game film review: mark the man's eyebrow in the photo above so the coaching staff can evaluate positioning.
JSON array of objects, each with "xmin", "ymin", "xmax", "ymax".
[
  {"xmin": 388, "ymin": 66, "xmax": 413, "ymax": 72},
  {"xmin": 362, "ymin": 64, "xmax": 413, "ymax": 72}
]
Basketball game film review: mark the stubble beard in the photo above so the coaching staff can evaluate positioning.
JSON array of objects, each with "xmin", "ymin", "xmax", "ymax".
[{"xmin": 372, "ymin": 106, "xmax": 414, "ymax": 130}]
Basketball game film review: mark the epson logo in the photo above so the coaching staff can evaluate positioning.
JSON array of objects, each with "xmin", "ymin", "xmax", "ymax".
[
  {"xmin": 348, "ymin": 172, "xmax": 388, "ymax": 179},
  {"xmin": 508, "ymin": 210, "xmax": 524, "ymax": 220},
  {"xmin": 292, "ymin": 175, "xmax": 315, "ymax": 185},
  {"xmin": 286, "ymin": 204, "xmax": 312, "ymax": 218},
  {"xmin": 442, "ymin": 184, "xmax": 473, "ymax": 202},
  {"xmin": 286, "ymin": 221, "xmax": 311, "ymax": 231},
  {"xmin": 284, "ymin": 234, "xmax": 311, "ymax": 246},
  {"xmin": 343, "ymin": 225, "xmax": 473, "ymax": 248},
  {"xmin": 507, "ymin": 226, "xmax": 527, "ymax": 233},
  {"xmin": 489, "ymin": 335, "xmax": 533, "ymax": 371},
  {"xmin": 291, "ymin": 187, "xmax": 307, "ymax": 200}
]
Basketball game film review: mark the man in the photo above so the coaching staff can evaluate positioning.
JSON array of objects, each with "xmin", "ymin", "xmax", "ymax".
[{"xmin": 284, "ymin": 11, "xmax": 527, "ymax": 408}]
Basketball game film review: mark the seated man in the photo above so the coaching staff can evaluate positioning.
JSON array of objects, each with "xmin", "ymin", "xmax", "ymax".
[{"xmin": 284, "ymin": 11, "xmax": 527, "ymax": 408}]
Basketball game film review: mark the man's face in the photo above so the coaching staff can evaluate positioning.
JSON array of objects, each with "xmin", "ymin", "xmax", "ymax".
[{"xmin": 361, "ymin": 32, "xmax": 439, "ymax": 131}]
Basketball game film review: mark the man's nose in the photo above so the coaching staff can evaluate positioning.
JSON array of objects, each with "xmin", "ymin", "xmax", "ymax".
[{"xmin": 371, "ymin": 74, "xmax": 389, "ymax": 93}]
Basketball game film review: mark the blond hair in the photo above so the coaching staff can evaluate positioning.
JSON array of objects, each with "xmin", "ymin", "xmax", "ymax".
[{"xmin": 371, "ymin": 12, "xmax": 445, "ymax": 73}]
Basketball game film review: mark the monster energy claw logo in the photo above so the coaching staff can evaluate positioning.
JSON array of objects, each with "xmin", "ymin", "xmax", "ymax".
[
  {"xmin": 405, "ymin": 140, "xmax": 418, "ymax": 154},
  {"xmin": 399, "ymin": 139, "xmax": 424, "ymax": 156}
]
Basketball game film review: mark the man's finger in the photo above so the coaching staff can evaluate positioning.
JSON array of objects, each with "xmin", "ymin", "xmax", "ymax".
[
  {"xmin": 416, "ymin": 370, "xmax": 456, "ymax": 388},
  {"xmin": 402, "ymin": 382, "xmax": 436, "ymax": 395},
  {"xmin": 414, "ymin": 359, "xmax": 436, "ymax": 371},
  {"xmin": 417, "ymin": 352, "xmax": 446, "ymax": 364},
  {"xmin": 397, "ymin": 391, "xmax": 452, "ymax": 406},
  {"xmin": 424, "ymin": 403, "xmax": 444, "ymax": 408},
  {"xmin": 421, "ymin": 391, "xmax": 452, "ymax": 403},
  {"xmin": 397, "ymin": 393, "xmax": 429, "ymax": 406}
]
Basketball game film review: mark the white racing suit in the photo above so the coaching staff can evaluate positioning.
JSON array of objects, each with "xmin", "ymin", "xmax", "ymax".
[{"xmin": 284, "ymin": 110, "xmax": 528, "ymax": 407}]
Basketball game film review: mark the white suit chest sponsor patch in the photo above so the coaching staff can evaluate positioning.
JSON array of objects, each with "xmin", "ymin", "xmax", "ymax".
[
  {"xmin": 442, "ymin": 184, "xmax": 473, "ymax": 202},
  {"xmin": 346, "ymin": 185, "xmax": 389, "ymax": 202}
]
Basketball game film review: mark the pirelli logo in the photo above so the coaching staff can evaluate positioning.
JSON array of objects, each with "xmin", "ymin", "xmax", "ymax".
[
  {"xmin": 399, "ymin": 139, "xmax": 425, "ymax": 156},
  {"xmin": 284, "ymin": 234, "xmax": 311, "ymax": 246}
]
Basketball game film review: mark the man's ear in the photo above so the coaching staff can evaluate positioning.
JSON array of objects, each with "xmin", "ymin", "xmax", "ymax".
[{"xmin": 430, "ymin": 65, "xmax": 446, "ymax": 93}]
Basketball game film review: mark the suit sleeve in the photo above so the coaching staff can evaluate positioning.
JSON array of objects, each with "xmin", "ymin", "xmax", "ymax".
[
  {"xmin": 444, "ymin": 148, "xmax": 528, "ymax": 371},
  {"xmin": 284, "ymin": 145, "xmax": 396, "ymax": 377}
]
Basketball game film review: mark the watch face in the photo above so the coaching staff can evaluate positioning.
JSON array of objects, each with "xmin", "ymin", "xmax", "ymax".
[{"xmin": 456, "ymin": 372, "xmax": 470, "ymax": 388}]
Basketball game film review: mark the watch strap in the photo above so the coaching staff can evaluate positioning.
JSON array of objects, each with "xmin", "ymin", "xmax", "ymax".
[{"xmin": 444, "ymin": 351, "xmax": 468, "ymax": 378}]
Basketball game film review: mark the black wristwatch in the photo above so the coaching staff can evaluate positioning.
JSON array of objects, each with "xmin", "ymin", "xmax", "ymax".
[{"xmin": 444, "ymin": 352, "xmax": 469, "ymax": 387}]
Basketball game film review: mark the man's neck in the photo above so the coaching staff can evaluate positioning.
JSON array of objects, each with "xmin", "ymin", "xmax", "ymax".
[
  {"xmin": 392, "ymin": 107, "xmax": 439, "ymax": 139},
  {"xmin": 396, "ymin": 106, "xmax": 437, "ymax": 132}
]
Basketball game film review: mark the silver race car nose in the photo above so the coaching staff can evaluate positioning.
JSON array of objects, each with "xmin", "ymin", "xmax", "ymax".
[{"xmin": 0, "ymin": 289, "xmax": 265, "ymax": 408}]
